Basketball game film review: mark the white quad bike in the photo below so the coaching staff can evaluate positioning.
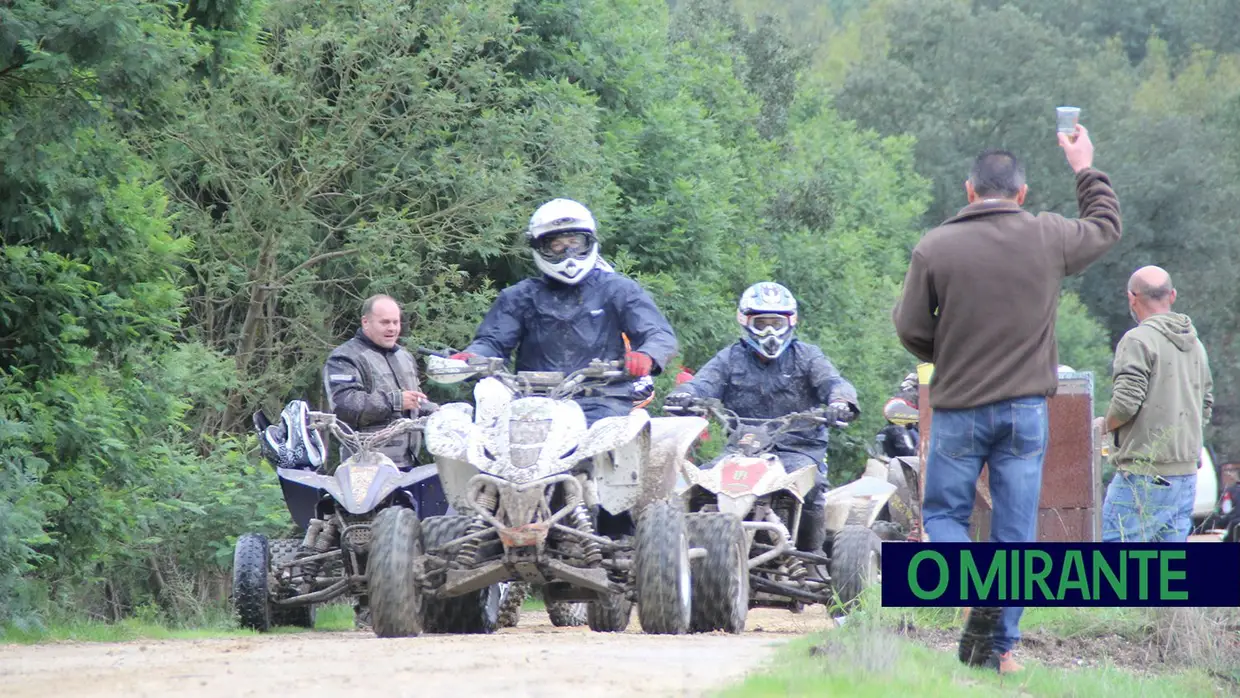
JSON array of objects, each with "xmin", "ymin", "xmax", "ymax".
[
  {"xmin": 666, "ymin": 398, "xmax": 897, "ymax": 632},
  {"xmin": 364, "ymin": 355, "xmax": 707, "ymax": 637}
]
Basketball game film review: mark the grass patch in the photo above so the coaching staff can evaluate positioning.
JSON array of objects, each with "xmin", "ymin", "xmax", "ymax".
[
  {"xmin": 1, "ymin": 602, "xmax": 358, "ymax": 644},
  {"xmin": 717, "ymin": 633, "xmax": 1218, "ymax": 698},
  {"xmin": 719, "ymin": 592, "xmax": 1229, "ymax": 698}
]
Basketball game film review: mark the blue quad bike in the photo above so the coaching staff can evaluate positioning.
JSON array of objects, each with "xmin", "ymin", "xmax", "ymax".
[{"xmin": 232, "ymin": 401, "xmax": 507, "ymax": 633}]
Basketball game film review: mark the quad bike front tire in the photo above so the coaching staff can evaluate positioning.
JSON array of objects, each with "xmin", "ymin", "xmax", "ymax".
[
  {"xmin": 587, "ymin": 592, "xmax": 632, "ymax": 633},
  {"xmin": 547, "ymin": 601, "xmax": 588, "ymax": 627},
  {"xmin": 233, "ymin": 533, "xmax": 272, "ymax": 632},
  {"xmin": 422, "ymin": 515, "xmax": 500, "ymax": 634},
  {"xmin": 368, "ymin": 507, "xmax": 425, "ymax": 637},
  {"xmin": 686, "ymin": 513, "xmax": 748, "ymax": 634},
  {"xmin": 634, "ymin": 499, "xmax": 692, "ymax": 635},
  {"xmin": 829, "ymin": 524, "xmax": 882, "ymax": 609},
  {"xmin": 268, "ymin": 537, "xmax": 316, "ymax": 629}
]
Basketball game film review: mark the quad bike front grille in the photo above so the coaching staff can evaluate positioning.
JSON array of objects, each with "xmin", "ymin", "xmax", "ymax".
[{"xmin": 341, "ymin": 523, "xmax": 372, "ymax": 552}]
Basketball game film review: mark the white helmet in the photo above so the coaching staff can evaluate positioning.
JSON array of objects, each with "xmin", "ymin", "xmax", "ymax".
[
  {"xmin": 525, "ymin": 198, "xmax": 600, "ymax": 285},
  {"xmin": 737, "ymin": 282, "xmax": 798, "ymax": 359}
]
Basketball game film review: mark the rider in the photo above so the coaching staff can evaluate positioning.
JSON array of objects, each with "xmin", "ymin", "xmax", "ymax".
[
  {"xmin": 450, "ymin": 198, "xmax": 679, "ymax": 426},
  {"xmin": 876, "ymin": 370, "xmax": 920, "ymax": 459},
  {"xmin": 665, "ymin": 282, "xmax": 860, "ymax": 553}
]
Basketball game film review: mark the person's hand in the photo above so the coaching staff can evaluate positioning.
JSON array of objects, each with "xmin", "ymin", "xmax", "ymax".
[
  {"xmin": 1093, "ymin": 415, "xmax": 1107, "ymax": 434},
  {"xmin": 825, "ymin": 401, "xmax": 856, "ymax": 425},
  {"xmin": 448, "ymin": 351, "xmax": 477, "ymax": 362},
  {"xmin": 665, "ymin": 391, "xmax": 695, "ymax": 410},
  {"xmin": 402, "ymin": 390, "xmax": 428, "ymax": 411},
  {"xmin": 625, "ymin": 351, "xmax": 653, "ymax": 377},
  {"xmin": 1059, "ymin": 123, "xmax": 1094, "ymax": 173}
]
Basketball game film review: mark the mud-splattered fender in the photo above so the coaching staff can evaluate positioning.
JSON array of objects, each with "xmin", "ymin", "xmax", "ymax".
[
  {"xmin": 823, "ymin": 476, "xmax": 898, "ymax": 533},
  {"xmin": 578, "ymin": 410, "xmax": 652, "ymax": 515},
  {"xmin": 425, "ymin": 403, "xmax": 480, "ymax": 511}
]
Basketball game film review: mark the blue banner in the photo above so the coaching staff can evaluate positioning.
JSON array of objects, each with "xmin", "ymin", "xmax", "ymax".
[{"xmin": 880, "ymin": 542, "xmax": 1240, "ymax": 607}]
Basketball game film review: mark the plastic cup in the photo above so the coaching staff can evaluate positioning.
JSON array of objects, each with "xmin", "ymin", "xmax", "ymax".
[{"xmin": 1057, "ymin": 106, "xmax": 1080, "ymax": 137}]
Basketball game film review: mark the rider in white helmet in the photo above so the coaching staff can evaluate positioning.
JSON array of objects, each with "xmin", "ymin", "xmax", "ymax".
[
  {"xmin": 666, "ymin": 282, "xmax": 859, "ymax": 553},
  {"xmin": 452, "ymin": 198, "xmax": 678, "ymax": 425}
]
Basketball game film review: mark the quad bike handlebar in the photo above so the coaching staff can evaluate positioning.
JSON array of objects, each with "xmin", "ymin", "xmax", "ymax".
[
  {"xmin": 665, "ymin": 397, "xmax": 845, "ymax": 435},
  {"xmin": 420, "ymin": 346, "xmax": 630, "ymax": 399},
  {"xmin": 305, "ymin": 411, "xmax": 426, "ymax": 455}
]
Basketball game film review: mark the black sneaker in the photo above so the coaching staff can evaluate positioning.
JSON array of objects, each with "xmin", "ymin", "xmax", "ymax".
[{"xmin": 957, "ymin": 607, "xmax": 1001, "ymax": 667}]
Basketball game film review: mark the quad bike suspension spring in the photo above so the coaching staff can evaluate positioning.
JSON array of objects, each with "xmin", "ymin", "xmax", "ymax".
[
  {"xmin": 455, "ymin": 485, "xmax": 498, "ymax": 567},
  {"xmin": 784, "ymin": 558, "xmax": 809, "ymax": 581},
  {"xmin": 570, "ymin": 503, "xmax": 603, "ymax": 567}
]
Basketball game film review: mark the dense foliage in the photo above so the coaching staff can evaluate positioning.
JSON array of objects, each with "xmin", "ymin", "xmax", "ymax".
[{"xmin": 5, "ymin": 0, "xmax": 1229, "ymax": 626}]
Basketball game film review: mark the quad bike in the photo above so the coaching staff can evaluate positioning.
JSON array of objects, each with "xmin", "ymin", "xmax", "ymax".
[
  {"xmin": 864, "ymin": 393, "xmax": 925, "ymax": 543},
  {"xmin": 667, "ymin": 398, "xmax": 897, "ymax": 632},
  {"xmin": 364, "ymin": 354, "xmax": 705, "ymax": 638},
  {"xmin": 232, "ymin": 407, "xmax": 462, "ymax": 632},
  {"xmin": 497, "ymin": 351, "xmax": 656, "ymax": 631}
]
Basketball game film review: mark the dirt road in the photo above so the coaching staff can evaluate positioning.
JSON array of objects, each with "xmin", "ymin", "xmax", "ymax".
[{"xmin": 0, "ymin": 609, "xmax": 833, "ymax": 698}]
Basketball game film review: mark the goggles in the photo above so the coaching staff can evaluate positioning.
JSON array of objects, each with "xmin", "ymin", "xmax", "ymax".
[
  {"xmin": 743, "ymin": 313, "xmax": 793, "ymax": 336},
  {"xmin": 533, "ymin": 232, "xmax": 594, "ymax": 263}
]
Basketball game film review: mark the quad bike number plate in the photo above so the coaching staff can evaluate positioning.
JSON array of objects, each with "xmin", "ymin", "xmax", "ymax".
[{"xmin": 720, "ymin": 459, "xmax": 769, "ymax": 495}]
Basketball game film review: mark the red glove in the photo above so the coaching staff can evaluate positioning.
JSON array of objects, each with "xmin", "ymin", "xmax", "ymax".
[
  {"xmin": 625, "ymin": 351, "xmax": 653, "ymax": 377},
  {"xmin": 449, "ymin": 352, "xmax": 477, "ymax": 362}
]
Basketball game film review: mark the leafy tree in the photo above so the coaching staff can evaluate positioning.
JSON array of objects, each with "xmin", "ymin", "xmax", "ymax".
[{"xmin": 0, "ymin": 0, "xmax": 282, "ymax": 625}]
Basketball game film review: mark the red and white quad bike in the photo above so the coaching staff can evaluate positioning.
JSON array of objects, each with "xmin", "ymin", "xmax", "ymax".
[
  {"xmin": 363, "ymin": 353, "xmax": 709, "ymax": 638},
  {"xmin": 667, "ymin": 398, "xmax": 896, "ymax": 633}
]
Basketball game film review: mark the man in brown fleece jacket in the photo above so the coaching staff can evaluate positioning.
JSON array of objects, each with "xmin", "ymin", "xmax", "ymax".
[{"xmin": 893, "ymin": 123, "xmax": 1122, "ymax": 674}]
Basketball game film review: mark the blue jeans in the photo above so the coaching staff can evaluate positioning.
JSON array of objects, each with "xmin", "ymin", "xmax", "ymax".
[
  {"xmin": 923, "ymin": 396, "xmax": 1048, "ymax": 654},
  {"xmin": 1101, "ymin": 471, "xmax": 1196, "ymax": 542}
]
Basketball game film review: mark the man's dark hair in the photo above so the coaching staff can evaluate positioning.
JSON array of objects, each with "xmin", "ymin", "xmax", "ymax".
[
  {"xmin": 361, "ymin": 293, "xmax": 396, "ymax": 317},
  {"xmin": 968, "ymin": 149, "xmax": 1026, "ymax": 198}
]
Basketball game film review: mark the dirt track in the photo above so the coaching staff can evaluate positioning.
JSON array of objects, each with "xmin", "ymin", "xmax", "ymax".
[{"xmin": 0, "ymin": 609, "xmax": 833, "ymax": 698}]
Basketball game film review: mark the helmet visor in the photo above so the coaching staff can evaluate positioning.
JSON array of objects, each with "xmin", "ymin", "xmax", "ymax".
[
  {"xmin": 533, "ymin": 232, "xmax": 594, "ymax": 263},
  {"xmin": 744, "ymin": 313, "xmax": 791, "ymax": 337}
]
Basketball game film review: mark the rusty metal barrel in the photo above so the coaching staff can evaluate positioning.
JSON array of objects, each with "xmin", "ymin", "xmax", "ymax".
[{"xmin": 916, "ymin": 364, "xmax": 1102, "ymax": 542}]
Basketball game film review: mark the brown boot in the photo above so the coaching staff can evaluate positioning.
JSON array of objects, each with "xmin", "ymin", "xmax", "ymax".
[{"xmin": 991, "ymin": 650, "xmax": 1024, "ymax": 674}]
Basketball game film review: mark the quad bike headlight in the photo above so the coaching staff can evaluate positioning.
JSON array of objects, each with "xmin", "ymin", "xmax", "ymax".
[{"xmin": 344, "ymin": 464, "xmax": 380, "ymax": 508}]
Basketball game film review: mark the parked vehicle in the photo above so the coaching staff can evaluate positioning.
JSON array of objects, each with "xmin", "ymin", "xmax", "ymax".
[{"xmin": 233, "ymin": 406, "xmax": 454, "ymax": 632}]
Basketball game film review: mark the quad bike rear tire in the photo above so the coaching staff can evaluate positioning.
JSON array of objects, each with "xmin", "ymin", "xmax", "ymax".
[
  {"xmin": 547, "ymin": 601, "xmax": 588, "ymax": 627},
  {"xmin": 497, "ymin": 582, "xmax": 527, "ymax": 629},
  {"xmin": 368, "ymin": 507, "xmax": 425, "ymax": 637},
  {"xmin": 268, "ymin": 538, "xmax": 316, "ymax": 629},
  {"xmin": 233, "ymin": 533, "xmax": 272, "ymax": 632},
  {"xmin": 634, "ymin": 499, "xmax": 692, "ymax": 635},
  {"xmin": 422, "ymin": 516, "xmax": 500, "ymax": 634},
  {"xmin": 686, "ymin": 513, "xmax": 748, "ymax": 634},
  {"xmin": 587, "ymin": 592, "xmax": 632, "ymax": 633},
  {"xmin": 829, "ymin": 524, "xmax": 882, "ymax": 609}
]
